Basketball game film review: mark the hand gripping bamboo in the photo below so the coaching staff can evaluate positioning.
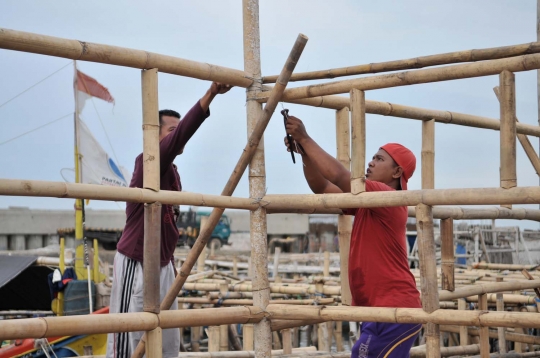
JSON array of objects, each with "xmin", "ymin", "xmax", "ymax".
[{"xmin": 130, "ymin": 33, "xmax": 308, "ymax": 358}]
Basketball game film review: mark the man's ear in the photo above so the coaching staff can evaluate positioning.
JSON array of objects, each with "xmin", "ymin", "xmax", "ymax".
[{"xmin": 392, "ymin": 166, "xmax": 404, "ymax": 179}]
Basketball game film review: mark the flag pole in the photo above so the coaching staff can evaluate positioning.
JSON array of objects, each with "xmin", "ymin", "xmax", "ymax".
[{"xmin": 73, "ymin": 61, "xmax": 93, "ymax": 313}]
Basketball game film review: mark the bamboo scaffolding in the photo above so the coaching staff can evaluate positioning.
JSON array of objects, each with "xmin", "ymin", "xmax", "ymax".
[
  {"xmin": 0, "ymin": 28, "xmax": 252, "ymax": 88},
  {"xmin": 410, "ymin": 343, "xmax": 480, "ymax": 358},
  {"xmin": 458, "ymin": 299, "xmax": 469, "ymax": 346},
  {"xmin": 499, "ymin": 71, "xmax": 517, "ymax": 210},
  {"xmin": 472, "ymin": 263, "xmax": 539, "ymax": 271},
  {"xmin": 181, "ymin": 283, "xmax": 341, "ymax": 296},
  {"xmin": 0, "ymin": 306, "xmax": 264, "ymax": 340},
  {"xmin": 422, "ymin": 119, "xmax": 435, "ymax": 190},
  {"xmin": 176, "ymin": 298, "xmax": 335, "ymax": 306},
  {"xmin": 350, "ymin": 89, "xmax": 366, "ymax": 194},
  {"xmin": 336, "ymin": 107, "xmax": 352, "ymax": 306},
  {"xmin": 440, "ymin": 218, "xmax": 455, "ymax": 291},
  {"xmin": 8, "ymin": 179, "xmax": 540, "ymax": 212},
  {"xmin": 478, "ymin": 293, "xmax": 490, "ymax": 358},
  {"xmin": 440, "ymin": 325, "xmax": 540, "ymax": 345},
  {"xmin": 496, "ymin": 278, "xmax": 507, "ymax": 354},
  {"xmin": 265, "ymin": 304, "xmax": 540, "ymax": 329},
  {"xmin": 262, "ymin": 41, "xmax": 540, "ymax": 83},
  {"xmin": 273, "ymin": 93, "xmax": 540, "ymax": 137},
  {"xmin": 494, "ymin": 86, "xmax": 540, "ymax": 177},
  {"xmin": 438, "ymin": 280, "xmax": 540, "ymax": 301},
  {"xmin": 141, "ymin": 68, "xmax": 162, "ymax": 358},
  {"xmin": 416, "ymin": 204, "xmax": 440, "ymax": 357},
  {"xmin": 256, "ymin": 52, "xmax": 540, "ymax": 101}
]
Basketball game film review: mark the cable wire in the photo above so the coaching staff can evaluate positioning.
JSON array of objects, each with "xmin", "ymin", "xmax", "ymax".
[
  {"xmin": 0, "ymin": 112, "xmax": 73, "ymax": 146},
  {"xmin": 0, "ymin": 61, "xmax": 72, "ymax": 110}
]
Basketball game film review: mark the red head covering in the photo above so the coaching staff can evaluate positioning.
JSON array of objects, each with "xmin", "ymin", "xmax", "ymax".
[{"xmin": 380, "ymin": 143, "xmax": 416, "ymax": 190}]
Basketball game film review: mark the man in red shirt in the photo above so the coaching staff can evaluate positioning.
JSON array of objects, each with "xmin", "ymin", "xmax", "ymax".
[
  {"xmin": 106, "ymin": 82, "xmax": 231, "ymax": 358},
  {"xmin": 285, "ymin": 115, "xmax": 421, "ymax": 358}
]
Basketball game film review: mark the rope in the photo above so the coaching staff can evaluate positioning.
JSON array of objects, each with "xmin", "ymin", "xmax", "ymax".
[
  {"xmin": 0, "ymin": 61, "xmax": 72, "ymax": 110},
  {"xmin": 0, "ymin": 112, "xmax": 73, "ymax": 146}
]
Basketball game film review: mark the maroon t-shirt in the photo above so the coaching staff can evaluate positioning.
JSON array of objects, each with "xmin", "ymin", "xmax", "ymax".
[
  {"xmin": 117, "ymin": 101, "xmax": 210, "ymax": 266},
  {"xmin": 344, "ymin": 180, "xmax": 421, "ymax": 308}
]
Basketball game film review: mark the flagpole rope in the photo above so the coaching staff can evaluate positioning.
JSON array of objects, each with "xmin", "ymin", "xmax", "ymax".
[
  {"xmin": 0, "ymin": 112, "xmax": 73, "ymax": 146},
  {"xmin": 0, "ymin": 61, "xmax": 72, "ymax": 110}
]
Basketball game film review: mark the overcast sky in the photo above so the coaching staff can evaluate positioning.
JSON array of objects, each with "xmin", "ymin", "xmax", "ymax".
[{"xmin": 0, "ymin": 1, "xmax": 539, "ymax": 229}]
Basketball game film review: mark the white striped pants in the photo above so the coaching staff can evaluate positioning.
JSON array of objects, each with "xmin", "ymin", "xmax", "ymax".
[{"xmin": 106, "ymin": 252, "xmax": 179, "ymax": 358}]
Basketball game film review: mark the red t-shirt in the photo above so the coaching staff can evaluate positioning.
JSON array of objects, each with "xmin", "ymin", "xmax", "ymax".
[{"xmin": 345, "ymin": 180, "xmax": 421, "ymax": 308}]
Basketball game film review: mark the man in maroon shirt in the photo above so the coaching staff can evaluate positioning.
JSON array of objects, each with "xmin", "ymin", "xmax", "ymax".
[
  {"xmin": 106, "ymin": 82, "xmax": 231, "ymax": 358},
  {"xmin": 284, "ymin": 115, "xmax": 421, "ymax": 358}
]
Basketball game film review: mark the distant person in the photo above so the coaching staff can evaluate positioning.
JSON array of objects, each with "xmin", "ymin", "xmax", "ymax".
[
  {"xmin": 284, "ymin": 115, "xmax": 421, "ymax": 358},
  {"xmin": 106, "ymin": 82, "xmax": 232, "ymax": 358}
]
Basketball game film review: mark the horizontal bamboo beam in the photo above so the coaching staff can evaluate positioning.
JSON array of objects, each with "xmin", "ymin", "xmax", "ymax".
[
  {"xmin": 0, "ymin": 179, "xmax": 258, "ymax": 209},
  {"xmin": 256, "ymin": 53, "xmax": 540, "ymax": 100},
  {"xmin": 5, "ymin": 179, "xmax": 540, "ymax": 214},
  {"xmin": 410, "ymin": 343, "xmax": 480, "ymax": 358},
  {"xmin": 76, "ymin": 347, "xmax": 318, "ymax": 358},
  {"xmin": 438, "ymin": 280, "xmax": 540, "ymax": 301},
  {"xmin": 176, "ymin": 298, "xmax": 335, "ymax": 306},
  {"xmin": 440, "ymin": 325, "xmax": 540, "ymax": 345},
  {"xmin": 408, "ymin": 206, "xmax": 540, "ymax": 221},
  {"xmin": 182, "ymin": 283, "xmax": 341, "ymax": 295},
  {"xmin": 0, "ymin": 28, "xmax": 252, "ymax": 87},
  {"xmin": 262, "ymin": 41, "xmax": 540, "ymax": 83},
  {"xmin": 472, "ymin": 263, "xmax": 539, "ymax": 271},
  {"xmin": 265, "ymin": 304, "xmax": 540, "ymax": 328},
  {"xmin": 0, "ymin": 306, "xmax": 264, "ymax": 340},
  {"xmin": 260, "ymin": 91, "xmax": 540, "ymax": 137}
]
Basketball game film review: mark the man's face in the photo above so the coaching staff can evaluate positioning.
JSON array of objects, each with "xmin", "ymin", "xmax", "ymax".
[
  {"xmin": 366, "ymin": 149, "xmax": 400, "ymax": 185},
  {"xmin": 159, "ymin": 115, "xmax": 180, "ymax": 141}
]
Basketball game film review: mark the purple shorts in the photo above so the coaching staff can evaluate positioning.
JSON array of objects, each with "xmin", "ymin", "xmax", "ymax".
[{"xmin": 351, "ymin": 322, "xmax": 421, "ymax": 358}]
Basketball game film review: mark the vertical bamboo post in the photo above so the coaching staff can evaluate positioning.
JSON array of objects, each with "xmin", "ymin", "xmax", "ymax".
[
  {"xmin": 220, "ymin": 324, "xmax": 229, "ymax": 351},
  {"xmin": 273, "ymin": 247, "xmax": 281, "ymax": 278},
  {"xmin": 335, "ymin": 320, "xmax": 343, "ymax": 352},
  {"xmin": 440, "ymin": 218, "xmax": 455, "ymax": 291},
  {"xmin": 142, "ymin": 68, "xmax": 162, "ymax": 358},
  {"xmin": 233, "ymin": 256, "xmax": 238, "ymax": 277},
  {"xmin": 191, "ymin": 305, "xmax": 202, "ymax": 352},
  {"xmin": 323, "ymin": 251, "xmax": 330, "ymax": 277},
  {"xmin": 243, "ymin": 324, "xmax": 254, "ymax": 351},
  {"xmin": 422, "ymin": 119, "xmax": 435, "ymax": 189},
  {"xmin": 499, "ymin": 70, "xmax": 517, "ymax": 209},
  {"xmin": 514, "ymin": 305, "xmax": 524, "ymax": 353},
  {"xmin": 350, "ymin": 89, "xmax": 366, "ymax": 194},
  {"xmin": 146, "ymin": 328, "xmax": 162, "ymax": 358},
  {"xmin": 336, "ymin": 107, "xmax": 353, "ymax": 307},
  {"xmin": 478, "ymin": 293, "xmax": 490, "ymax": 357},
  {"xmin": 198, "ymin": 216, "xmax": 208, "ymax": 273},
  {"xmin": 281, "ymin": 329, "xmax": 292, "ymax": 355},
  {"xmin": 496, "ymin": 278, "xmax": 506, "ymax": 353},
  {"xmin": 458, "ymin": 299, "xmax": 469, "ymax": 346},
  {"xmin": 208, "ymin": 326, "xmax": 220, "ymax": 352},
  {"xmin": 243, "ymin": 1, "xmax": 269, "ymax": 356},
  {"xmin": 416, "ymin": 204, "xmax": 440, "ymax": 358}
]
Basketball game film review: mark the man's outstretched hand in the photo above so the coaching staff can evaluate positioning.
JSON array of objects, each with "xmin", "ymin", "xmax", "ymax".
[
  {"xmin": 285, "ymin": 116, "xmax": 310, "ymax": 144},
  {"xmin": 210, "ymin": 82, "xmax": 233, "ymax": 95}
]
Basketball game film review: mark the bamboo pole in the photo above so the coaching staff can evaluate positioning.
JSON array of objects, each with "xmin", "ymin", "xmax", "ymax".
[
  {"xmin": 209, "ymin": 326, "xmax": 221, "ymax": 352},
  {"xmin": 141, "ymin": 68, "xmax": 162, "ymax": 358},
  {"xmin": 440, "ymin": 218, "xmax": 455, "ymax": 291},
  {"xmin": 499, "ymin": 71, "xmax": 517, "ymax": 209},
  {"xmin": 422, "ymin": 119, "xmax": 435, "ymax": 190},
  {"xmin": 408, "ymin": 206, "xmax": 540, "ymax": 221},
  {"xmin": 181, "ymin": 282, "xmax": 340, "ymax": 295},
  {"xmin": 9, "ymin": 179, "xmax": 540, "ymax": 212},
  {"xmin": 273, "ymin": 247, "xmax": 281, "ymax": 278},
  {"xmin": 350, "ymin": 89, "xmax": 366, "ymax": 194},
  {"xmin": 471, "ymin": 263, "xmax": 539, "ymax": 271},
  {"xmin": 265, "ymin": 304, "xmax": 540, "ymax": 328},
  {"xmin": 335, "ymin": 107, "xmax": 353, "ymax": 306},
  {"xmin": 478, "ymin": 293, "xmax": 490, "ymax": 358},
  {"xmin": 496, "ymin": 279, "xmax": 507, "ymax": 354},
  {"xmin": 281, "ymin": 329, "xmax": 292, "ymax": 355},
  {"xmin": 409, "ymin": 343, "xmax": 480, "ymax": 358},
  {"xmin": 262, "ymin": 41, "xmax": 540, "ymax": 83},
  {"xmin": 0, "ymin": 306, "xmax": 264, "ymax": 340},
  {"xmin": 131, "ymin": 32, "xmax": 309, "ymax": 358},
  {"xmin": 271, "ymin": 93, "xmax": 540, "ymax": 137},
  {"xmin": 440, "ymin": 325, "xmax": 540, "ymax": 345},
  {"xmin": 0, "ymin": 28, "xmax": 252, "ymax": 88},
  {"xmin": 244, "ymin": 324, "xmax": 254, "ymax": 350},
  {"xmin": 177, "ymin": 298, "xmax": 335, "ymax": 306},
  {"xmin": 439, "ymin": 279, "xmax": 540, "ymax": 301},
  {"xmin": 256, "ymin": 52, "xmax": 540, "ymax": 101},
  {"xmin": 323, "ymin": 251, "xmax": 330, "ymax": 277},
  {"xmin": 458, "ymin": 299, "xmax": 469, "ymax": 346},
  {"xmin": 416, "ymin": 204, "xmax": 440, "ymax": 357},
  {"xmin": 494, "ymin": 86, "xmax": 540, "ymax": 177},
  {"xmin": 220, "ymin": 324, "xmax": 229, "ymax": 351},
  {"xmin": 229, "ymin": 324, "xmax": 243, "ymax": 351}
]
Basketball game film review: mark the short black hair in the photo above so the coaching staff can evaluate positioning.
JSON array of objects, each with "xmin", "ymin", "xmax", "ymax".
[{"xmin": 158, "ymin": 109, "xmax": 181, "ymax": 125}]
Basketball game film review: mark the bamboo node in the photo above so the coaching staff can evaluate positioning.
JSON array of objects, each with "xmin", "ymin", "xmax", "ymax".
[
  {"xmin": 39, "ymin": 317, "xmax": 48, "ymax": 338},
  {"xmin": 77, "ymin": 41, "xmax": 88, "ymax": 58},
  {"xmin": 383, "ymin": 102, "xmax": 393, "ymax": 116}
]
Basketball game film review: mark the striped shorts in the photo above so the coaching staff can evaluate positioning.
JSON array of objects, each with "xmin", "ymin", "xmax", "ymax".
[{"xmin": 106, "ymin": 252, "xmax": 180, "ymax": 358}]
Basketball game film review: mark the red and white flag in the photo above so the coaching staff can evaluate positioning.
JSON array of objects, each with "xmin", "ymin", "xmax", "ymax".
[{"xmin": 76, "ymin": 70, "xmax": 114, "ymax": 113}]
